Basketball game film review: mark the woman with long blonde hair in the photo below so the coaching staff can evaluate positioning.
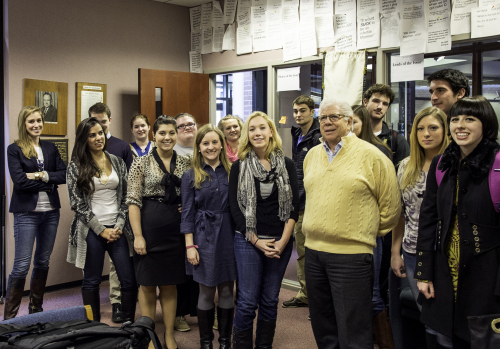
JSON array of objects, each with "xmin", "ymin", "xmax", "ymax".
[
  {"xmin": 391, "ymin": 106, "xmax": 451, "ymax": 348},
  {"xmin": 5, "ymin": 106, "xmax": 66, "ymax": 319},
  {"xmin": 180, "ymin": 124, "xmax": 236, "ymax": 349},
  {"xmin": 229, "ymin": 112, "xmax": 299, "ymax": 349},
  {"xmin": 218, "ymin": 115, "xmax": 243, "ymax": 163}
]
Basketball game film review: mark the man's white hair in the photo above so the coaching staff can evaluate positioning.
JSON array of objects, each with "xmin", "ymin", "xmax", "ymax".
[{"xmin": 319, "ymin": 98, "xmax": 353, "ymax": 118}]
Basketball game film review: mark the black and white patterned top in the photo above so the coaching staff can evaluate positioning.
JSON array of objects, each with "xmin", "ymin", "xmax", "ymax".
[
  {"xmin": 126, "ymin": 151, "xmax": 192, "ymax": 209},
  {"xmin": 397, "ymin": 158, "xmax": 428, "ymax": 255}
]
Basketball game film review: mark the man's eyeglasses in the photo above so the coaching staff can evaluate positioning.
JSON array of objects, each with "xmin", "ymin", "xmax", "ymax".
[
  {"xmin": 177, "ymin": 122, "xmax": 196, "ymax": 130},
  {"xmin": 318, "ymin": 114, "xmax": 347, "ymax": 124}
]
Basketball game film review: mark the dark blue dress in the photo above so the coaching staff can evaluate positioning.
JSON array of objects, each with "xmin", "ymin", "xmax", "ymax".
[{"xmin": 180, "ymin": 163, "xmax": 237, "ymax": 287}]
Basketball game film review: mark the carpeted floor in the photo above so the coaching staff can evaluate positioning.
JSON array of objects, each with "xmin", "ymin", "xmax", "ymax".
[{"xmin": 0, "ymin": 280, "xmax": 318, "ymax": 348}]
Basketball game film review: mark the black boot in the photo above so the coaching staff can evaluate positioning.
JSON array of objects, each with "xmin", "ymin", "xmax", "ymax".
[
  {"xmin": 217, "ymin": 307, "xmax": 234, "ymax": 349},
  {"xmin": 82, "ymin": 289, "xmax": 101, "ymax": 322},
  {"xmin": 254, "ymin": 318, "xmax": 276, "ymax": 349},
  {"xmin": 232, "ymin": 326, "xmax": 253, "ymax": 349},
  {"xmin": 198, "ymin": 307, "xmax": 215, "ymax": 349},
  {"xmin": 28, "ymin": 268, "xmax": 48, "ymax": 314},
  {"xmin": 120, "ymin": 290, "xmax": 137, "ymax": 323},
  {"xmin": 4, "ymin": 276, "xmax": 26, "ymax": 320}
]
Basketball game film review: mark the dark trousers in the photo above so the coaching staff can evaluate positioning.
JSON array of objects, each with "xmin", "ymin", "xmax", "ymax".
[
  {"xmin": 83, "ymin": 228, "xmax": 136, "ymax": 293},
  {"xmin": 176, "ymin": 276, "xmax": 199, "ymax": 317},
  {"xmin": 305, "ymin": 247, "xmax": 374, "ymax": 349}
]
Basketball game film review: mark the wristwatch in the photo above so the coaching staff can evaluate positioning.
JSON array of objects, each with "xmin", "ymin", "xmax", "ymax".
[{"xmin": 35, "ymin": 172, "xmax": 40, "ymax": 180}]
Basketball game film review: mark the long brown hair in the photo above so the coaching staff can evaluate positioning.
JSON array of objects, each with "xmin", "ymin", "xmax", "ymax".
[
  {"xmin": 192, "ymin": 124, "xmax": 232, "ymax": 188},
  {"xmin": 15, "ymin": 106, "xmax": 44, "ymax": 159},
  {"xmin": 72, "ymin": 117, "xmax": 108, "ymax": 196},
  {"xmin": 351, "ymin": 105, "xmax": 392, "ymax": 160}
]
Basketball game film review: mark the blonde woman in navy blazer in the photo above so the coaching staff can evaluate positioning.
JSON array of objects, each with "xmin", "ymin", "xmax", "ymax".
[{"xmin": 5, "ymin": 106, "xmax": 66, "ymax": 319}]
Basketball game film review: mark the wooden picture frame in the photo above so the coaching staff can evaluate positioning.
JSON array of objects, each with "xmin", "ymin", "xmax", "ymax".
[
  {"xmin": 41, "ymin": 138, "xmax": 69, "ymax": 166},
  {"xmin": 76, "ymin": 82, "xmax": 107, "ymax": 130},
  {"xmin": 24, "ymin": 79, "xmax": 68, "ymax": 136}
]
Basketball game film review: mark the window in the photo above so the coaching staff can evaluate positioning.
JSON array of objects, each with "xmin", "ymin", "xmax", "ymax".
[
  {"xmin": 215, "ymin": 69, "xmax": 267, "ymax": 125},
  {"xmin": 277, "ymin": 55, "xmax": 376, "ymax": 128},
  {"xmin": 387, "ymin": 40, "xmax": 500, "ymax": 140}
]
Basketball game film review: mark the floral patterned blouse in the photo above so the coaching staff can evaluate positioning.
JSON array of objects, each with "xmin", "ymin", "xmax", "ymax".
[{"xmin": 397, "ymin": 158, "xmax": 428, "ymax": 255}]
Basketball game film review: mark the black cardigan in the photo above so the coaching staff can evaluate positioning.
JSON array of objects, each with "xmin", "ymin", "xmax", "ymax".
[{"xmin": 229, "ymin": 156, "xmax": 299, "ymax": 238}]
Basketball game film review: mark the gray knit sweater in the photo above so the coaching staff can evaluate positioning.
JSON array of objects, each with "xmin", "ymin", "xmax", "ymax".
[{"xmin": 66, "ymin": 152, "xmax": 133, "ymax": 269}]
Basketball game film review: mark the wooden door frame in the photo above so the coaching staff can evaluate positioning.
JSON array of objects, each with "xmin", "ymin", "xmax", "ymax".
[{"xmin": 139, "ymin": 69, "xmax": 209, "ymax": 139}]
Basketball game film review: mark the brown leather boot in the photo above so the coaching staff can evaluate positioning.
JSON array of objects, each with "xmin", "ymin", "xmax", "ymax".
[
  {"xmin": 373, "ymin": 309, "xmax": 395, "ymax": 349},
  {"xmin": 28, "ymin": 268, "xmax": 49, "ymax": 314},
  {"xmin": 4, "ymin": 276, "xmax": 26, "ymax": 320}
]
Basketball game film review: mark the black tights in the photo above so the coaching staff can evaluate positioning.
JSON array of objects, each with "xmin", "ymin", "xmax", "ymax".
[{"xmin": 198, "ymin": 281, "xmax": 234, "ymax": 310}]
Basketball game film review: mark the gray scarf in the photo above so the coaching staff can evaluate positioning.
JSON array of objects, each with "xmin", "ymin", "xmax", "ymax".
[{"xmin": 237, "ymin": 149, "xmax": 293, "ymax": 240}]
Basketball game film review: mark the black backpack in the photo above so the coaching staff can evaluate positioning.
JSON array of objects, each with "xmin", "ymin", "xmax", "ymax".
[{"xmin": 0, "ymin": 316, "xmax": 161, "ymax": 349}]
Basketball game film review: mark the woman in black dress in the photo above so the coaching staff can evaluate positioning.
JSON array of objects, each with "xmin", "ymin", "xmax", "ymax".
[{"xmin": 127, "ymin": 115, "xmax": 191, "ymax": 349}]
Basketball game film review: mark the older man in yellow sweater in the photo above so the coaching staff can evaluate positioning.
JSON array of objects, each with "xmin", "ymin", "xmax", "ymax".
[{"xmin": 302, "ymin": 98, "xmax": 401, "ymax": 349}]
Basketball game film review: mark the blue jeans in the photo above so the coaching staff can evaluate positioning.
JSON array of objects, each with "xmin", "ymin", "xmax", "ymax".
[
  {"xmin": 372, "ymin": 237, "xmax": 385, "ymax": 316},
  {"xmin": 403, "ymin": 249, "xmax": 453, "ymax": 348},
  {"xmin": 233, "ymin": 233, "xmax": 293, "ymax": 331},
  {"xmin": 82, "ymin": 228, "xmax": 136, "ymax": 293},
  {"xmin": 9, "ymin": 210, "xmax": 60, "ymax": 284}
]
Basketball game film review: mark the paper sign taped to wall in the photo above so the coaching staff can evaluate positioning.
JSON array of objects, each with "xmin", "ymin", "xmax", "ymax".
[
  {"xmin": 390, "ymin": 54, "xmax": 424, "ymax": 82},
  {"xmin": 276, "ymin": 67, "xmax": 300, "ymax": 91}
]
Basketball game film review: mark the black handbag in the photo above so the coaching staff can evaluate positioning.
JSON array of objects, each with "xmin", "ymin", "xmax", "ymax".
[
  {"xmin": 468, "ymin": 314, "xmax": 500, "ymax": 349},
  {"xmin": 0, "ymin": 316, "xmax": 161, "ymax": 349}
]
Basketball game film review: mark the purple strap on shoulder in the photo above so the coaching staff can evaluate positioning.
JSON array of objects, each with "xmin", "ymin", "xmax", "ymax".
[
  {"xmin": 488, "ymin": 151, "xmax": 500, "ymax": 213},
  {"xmin": 436, "ymin": 155, "xmax": 445, "ymax": 187}
]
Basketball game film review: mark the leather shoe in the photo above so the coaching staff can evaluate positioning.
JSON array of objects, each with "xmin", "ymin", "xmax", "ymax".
[
  {"xmin": 282, "ymin": 297, "xmax": 308, "ymax": 308},
  {"xmin": 112, "ymin": 303, "xmax": 125, "ymax": 323}
]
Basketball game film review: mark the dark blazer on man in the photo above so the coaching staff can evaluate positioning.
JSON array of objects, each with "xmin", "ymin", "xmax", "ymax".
[
  {"xmin": 107, "ymin": 135, "xmax": 133, "ymax": 170},
  {"xmin": 42, "ymin": 105, "xmax": 58, "ymax": 123},
  {"xmin": 8, "ymin": 140, "xmax": 67, "ymax": 213}
]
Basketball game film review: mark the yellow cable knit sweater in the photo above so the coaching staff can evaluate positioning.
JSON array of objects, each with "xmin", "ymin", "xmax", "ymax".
[{"xmin": 303, "ymin": 135, "xmax": 401, "ymax": 255}]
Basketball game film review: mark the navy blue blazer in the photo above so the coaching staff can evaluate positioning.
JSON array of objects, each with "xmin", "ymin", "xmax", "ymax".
[
  {"xmin": 8, "ymin": 141, "xmax": 67, "ymax": 213},
  {"xmin": 107, "ymin": 136, "xmax": 133, "ymax": 170}
]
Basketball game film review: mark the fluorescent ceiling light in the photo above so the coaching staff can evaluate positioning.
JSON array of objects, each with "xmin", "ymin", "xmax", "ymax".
[{"xmin": 424, "ymin": 58, "xmax": 467, "ymax": 68}]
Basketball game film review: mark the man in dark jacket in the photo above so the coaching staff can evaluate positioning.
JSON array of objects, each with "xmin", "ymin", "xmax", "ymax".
[
  {"xmin": 364, "ymin": 84, "xmax": 410, "ymax": 347},
  {"xmin": 363, "ymin": 84, "xmax": 410, "ymax": 167},
  {"xmin": 282, "ymin": 95, "xmax": 321, "ymax": 310}
]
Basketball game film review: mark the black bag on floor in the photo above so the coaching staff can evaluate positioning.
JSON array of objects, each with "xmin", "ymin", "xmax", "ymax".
[{"xmin": 0, "ymin": 316, "xmax": 161, "ymax": 349}]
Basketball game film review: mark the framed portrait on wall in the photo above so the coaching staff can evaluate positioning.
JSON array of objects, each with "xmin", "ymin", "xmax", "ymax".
[
  {"xmin": 24, "ymin": 79, "xmax": 68, "ymax": 136},
  {"xmin": 76, "ymin": 82, "xmax": 107, "ymax": 130}
]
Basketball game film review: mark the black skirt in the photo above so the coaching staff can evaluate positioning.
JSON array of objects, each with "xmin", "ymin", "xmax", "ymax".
[{"xmin": 134, "ymin": 198, "xmax": 187, "ymax": 286}]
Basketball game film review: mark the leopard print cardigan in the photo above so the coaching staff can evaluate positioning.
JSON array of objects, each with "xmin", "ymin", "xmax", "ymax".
[{"xmin": 126, "ymin": 151, "xmax": 192, "ymax": 208}]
